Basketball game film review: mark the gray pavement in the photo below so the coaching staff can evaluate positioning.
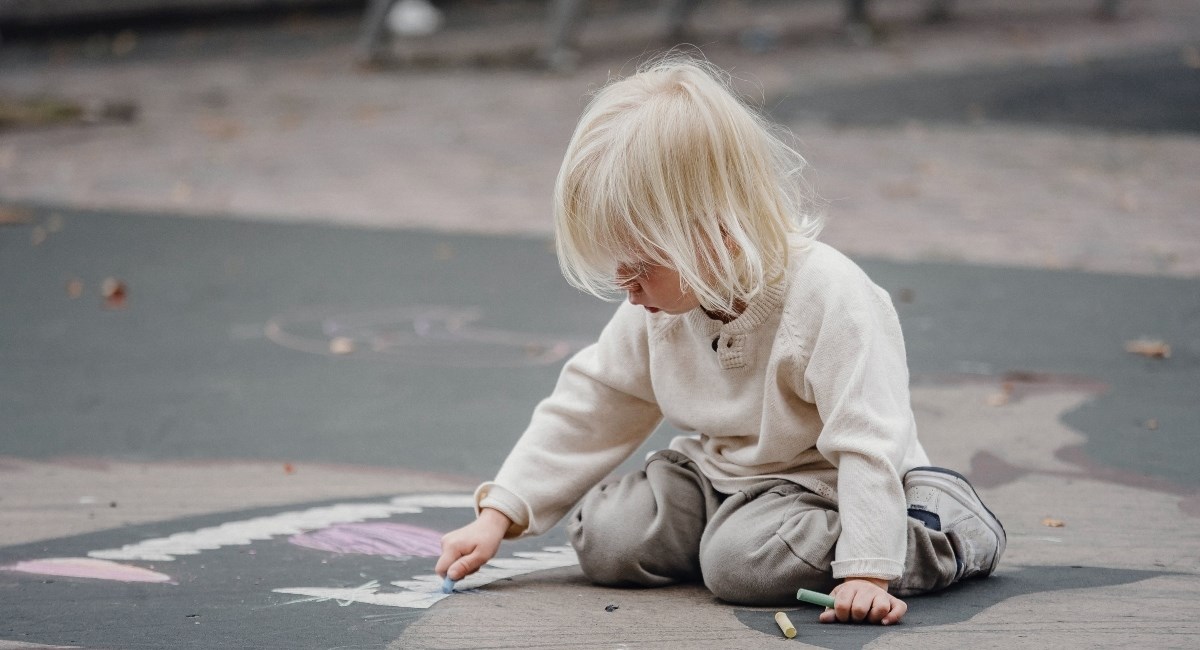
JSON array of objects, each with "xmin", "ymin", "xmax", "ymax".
[{"xmin": 2, "ymin": 1, "xmax": 1199, "ymax": 648}]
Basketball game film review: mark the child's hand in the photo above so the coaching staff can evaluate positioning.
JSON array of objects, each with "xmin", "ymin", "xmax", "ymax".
[
  {"xmin": 818, "ymin": 577, "xmax": 907, "ymax": 625},
  {"xmin": 435, "ymin": 507, "xmax": 512, "ymax": 581}
]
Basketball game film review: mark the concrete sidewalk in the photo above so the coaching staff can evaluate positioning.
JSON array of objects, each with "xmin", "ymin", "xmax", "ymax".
[{"xmin": 1, "ymin": 1, "xmax": 1198, "ymax": 648}]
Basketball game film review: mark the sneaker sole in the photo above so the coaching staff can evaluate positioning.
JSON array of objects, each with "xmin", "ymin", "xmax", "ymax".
[{"xmin": 904, "ymin": 466, "xmax": 1007, "ymax": 572}]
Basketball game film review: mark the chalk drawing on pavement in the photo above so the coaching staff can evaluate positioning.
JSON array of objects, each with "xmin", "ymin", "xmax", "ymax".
[
  {"xmin": 3, "ymin": 493, "xmax": 581, "ymax": 613},
  {"xmin": 264, "ymin": 305, "xmax": 586, "ymax": 367},
  {"xmin": 288, "ymin": 522, "xmax": 443, "ymax": 559},
  {"xmin": 87, "ymin": 493, "xmax": 472, "ymax": 562},
  {"xmin": 3, "ymin": 557, "xmax": 172, "ymax": 583},
  {"xmin": 274, "ymin": 546, "xmax": 580, "ymax": 610}
]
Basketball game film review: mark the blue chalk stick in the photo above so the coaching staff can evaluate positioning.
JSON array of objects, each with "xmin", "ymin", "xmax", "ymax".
[{"xmin": 442, "ymin": 576, "xmax": 456, "ymax": 594}]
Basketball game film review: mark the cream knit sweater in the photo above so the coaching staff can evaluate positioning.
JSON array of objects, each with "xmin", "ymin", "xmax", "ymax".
[{"xmin": 477, "ymin": 238, "xmax": 930, "ymax": 580}]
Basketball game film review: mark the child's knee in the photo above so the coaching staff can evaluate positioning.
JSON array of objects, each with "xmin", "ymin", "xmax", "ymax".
[
  {"xmin": 569, "ymin": 504, "xmax": 699, "ymax": 586},
  {"xmin": 699, "ymin": 502, "xmax": 839, "ymax": 605},
  {"xmin": 570, "ymin": 497, "xmax": 637, "ymax": 578},
  {"xmin": 699, "ymin": 533, "xmax": 832, "ymax": 605},
  {"xmin": 568, "ymin": 462, "xmax": 708, "ymax": 586}
]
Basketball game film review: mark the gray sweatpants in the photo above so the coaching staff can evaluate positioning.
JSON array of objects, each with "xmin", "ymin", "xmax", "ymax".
[{"xmin": 567, "ymin": 450, "xmax": 958, "ymax": 605}]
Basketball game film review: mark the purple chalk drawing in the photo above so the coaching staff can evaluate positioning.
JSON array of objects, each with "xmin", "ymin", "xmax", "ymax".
[{"xmin": 289, "ymin": 522, "xmax": 443, "ymax": 559}]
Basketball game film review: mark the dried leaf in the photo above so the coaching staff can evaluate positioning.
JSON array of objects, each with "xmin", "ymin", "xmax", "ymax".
[
  {"xmin": 101, "ymin": 277, "xmax": 127, "ymax": 310},
  {"xmin": 283, "ymin": 463, "xmax": 296, "ymax": 475},
  {"xmin": 0, "ymin": 205, "xmax": 33, "ymax": 225},
  {"xmin": 1041, "ymin": 517, "xmax": 1066, "ymax": 528},
  {"xmin": 1125, "ymin": 339, "xmax": 1171, "ymax": 359}
]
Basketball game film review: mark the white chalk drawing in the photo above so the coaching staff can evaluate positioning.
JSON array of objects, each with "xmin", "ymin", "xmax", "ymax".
[
  {"xmin": 264, "ymin": 305, "xmax": 587, "ymax": 367},
  {"xmin": 7, "ymin": 493, "xmax": 580, "ymax": 613},
  {"xmin": 89, "ymin": 494, "xmax": 474, "ymax": 562},
  {"xmin": 274, "ymin": 546, "xmax": 579, "ymax": 610}
]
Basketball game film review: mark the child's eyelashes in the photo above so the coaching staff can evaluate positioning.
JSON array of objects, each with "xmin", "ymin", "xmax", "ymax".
[
  {"xmin": 616, "ymin": 276, "xmax": 641, "ymax": 291},
  {"xmin": 614, "ymin": 263, "xmax": 648, "ymax": 289}
]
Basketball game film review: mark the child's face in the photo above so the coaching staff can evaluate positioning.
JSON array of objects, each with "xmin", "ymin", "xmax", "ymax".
[{"xmin": 616, "ymin": 262, "xmax": 700, "ymax": 315}]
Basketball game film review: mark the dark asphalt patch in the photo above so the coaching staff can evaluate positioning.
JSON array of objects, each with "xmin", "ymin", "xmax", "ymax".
[
  {"xmin": 0, "ymin": 206, "xmax": 1196, "ymax": 485},
  {"xmin": 773, "ymin": 48, "xmax": 1200, "ymax": 134}
]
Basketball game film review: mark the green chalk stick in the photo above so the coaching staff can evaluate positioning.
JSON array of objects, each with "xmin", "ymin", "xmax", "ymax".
[{"xmin": 796, "ymin": 588, "xmax": 836, "ymax": 608}]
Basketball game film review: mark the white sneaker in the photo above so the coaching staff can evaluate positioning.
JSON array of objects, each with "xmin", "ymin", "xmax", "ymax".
[{"xmin": 904, "ymin": 466, "xmax": 1006, "ymax": 581}]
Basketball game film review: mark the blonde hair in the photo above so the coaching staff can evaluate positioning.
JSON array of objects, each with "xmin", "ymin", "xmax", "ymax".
[{"xmin": 553, "ymin": 55, "xmax": 823, "ymax": 313}]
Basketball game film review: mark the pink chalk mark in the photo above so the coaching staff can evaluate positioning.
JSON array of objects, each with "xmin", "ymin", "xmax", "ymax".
[
  {"xmin": 4, "ymin": 557, "xmax": 172, "ymax": 583},
  {"xmin": 289, "ymin": 522, "xmax": 443, "ymax": 559}
]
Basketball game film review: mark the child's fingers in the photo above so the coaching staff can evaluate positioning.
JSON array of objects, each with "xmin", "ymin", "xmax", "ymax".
[
  {"xmin": 447, "ymin": 548, "xmax": 492, "ymax": 581},
  {"xmin": 866, "ymin": 593, "xmax": 894, "ymax": 623},
  {"xmin": 434, "ymin": 544, "xmax": 464, "ymax": 577},
  {"xmin": 831, "ymin": 589, "xmax": 855, "ymax": 622},
  {"xmin": 850, "ymin": 589, "xmax": 878, "ymax": 621},
  {"xmin": 818, "ymin": 584, "xmax": 845, "ymax": 623},
  {"xmin": 435, "ymin": 532, "xmax": 475, "ymax": 577},
  {"xmin": 880, "ymin": 597, "xmax": 908, "ymax": 625},
  {"xmin": 819, "ymin": 582, "xmax": 907, "ymax": 625}
]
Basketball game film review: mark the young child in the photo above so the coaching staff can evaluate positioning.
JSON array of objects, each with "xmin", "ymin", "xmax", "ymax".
[{"xmin": 436, "ymin": 56, "xmax": 1005, "ymax": 625}]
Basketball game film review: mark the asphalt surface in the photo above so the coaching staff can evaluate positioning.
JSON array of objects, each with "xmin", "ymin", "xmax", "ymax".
[
  {"xmin": 1, "ymin": 208, "xmax": 1196, "ymax": 486},
  {"xmin": 1, "ymin": 204, "xmax": 1197, "ymax": 648},
  {"xmin": 774, "ymin": 47, "xmax": 1200, "ymax": 134}
]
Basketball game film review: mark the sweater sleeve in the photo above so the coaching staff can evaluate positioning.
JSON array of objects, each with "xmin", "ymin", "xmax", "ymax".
[
  {"xmin": 477, "ymin": 301, "xmax": 663, "ymax": 538},
  {"xmin": 803, "ymin": 271, "xmax": 915, "ymax": 581}
]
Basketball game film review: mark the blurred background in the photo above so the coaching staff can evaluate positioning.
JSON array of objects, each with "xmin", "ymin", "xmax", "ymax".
[{"xmin": 2, "ymin": 0, "xmax": 1198, "ymax": 277}]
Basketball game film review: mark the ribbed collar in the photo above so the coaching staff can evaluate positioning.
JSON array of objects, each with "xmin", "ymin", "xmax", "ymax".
[{"xmin": 684, "ymin": 278, "xmax": 787, "ymax": 336}]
